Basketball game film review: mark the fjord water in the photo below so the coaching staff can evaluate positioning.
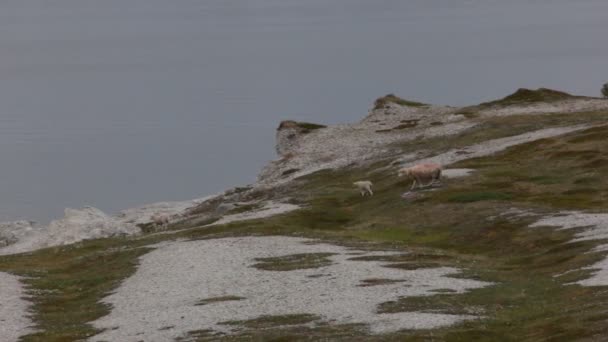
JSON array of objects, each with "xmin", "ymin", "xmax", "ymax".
[{"xmin": 1, "ymin": 0, "xmax": 607, "ymax": 222}]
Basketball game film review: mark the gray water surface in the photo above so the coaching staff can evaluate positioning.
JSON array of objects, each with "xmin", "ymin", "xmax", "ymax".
[{"xmin": 1, "ymin": 0, "xmax": 607, "ymax": 222}]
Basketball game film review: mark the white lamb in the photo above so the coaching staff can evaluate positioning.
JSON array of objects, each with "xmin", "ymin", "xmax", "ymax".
[
  {"xmin": 151, "ymin": 214, "xmax": 170, "ymax": 228},
  {"xmin": 353, "ymin": 181, "xmax": 374, "ymax": 196}
]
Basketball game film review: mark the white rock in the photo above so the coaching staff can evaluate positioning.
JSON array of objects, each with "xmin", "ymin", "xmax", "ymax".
[
  {"xmin": 0, "ymin": 220, "xmax": 38, "ymax": 247},
  {"xmin": 0, "ymin": 206, "xmax": 138, "ymax": 255},
  {"xmin": 0, "ymin": 193, "xmax": 222, "ymax": 255},
  {"xmin": 442, "ymin": 168, "xmax": 475, "ymax": 178}
]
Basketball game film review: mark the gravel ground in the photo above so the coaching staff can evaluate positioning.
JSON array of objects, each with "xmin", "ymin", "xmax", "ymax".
[
  {"xmin": 90, "ymin": 236, "xmax": 490, "ymax": 341},
  {"xmin": 531, "ymin": 212, "xmax": 608, "ymax": 286},
  {"xmin": 478, "ymin": 99, "xmax": 608, "ymax": 117},
  {"xmin": 208, "ymin": 201, "xmax": 300, "ymax": 226},
  {"xmin": 0, "ymin": 272, "xmax": 33, "ymax": 342},
  {"xmin": 442, "ymin": 168, "xmax": 476, "ymax": 178},
  {"xmin": 398, "ymin": 125, "xmax": 591, "ymax": 168}
]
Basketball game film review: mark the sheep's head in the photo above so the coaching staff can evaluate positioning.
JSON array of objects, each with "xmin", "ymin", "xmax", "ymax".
[{"xmin": 397, "ymin": 168, "xmax": 410, "ymax": 178}]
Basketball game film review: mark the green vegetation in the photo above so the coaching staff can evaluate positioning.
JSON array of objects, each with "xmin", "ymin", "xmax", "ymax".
[
  {"xmin": 602, "ymin": 83, "xmax": 608, "ymax": 98},
  {"xmin": 454, "ymin": 109, "xmax": 479, "ymax": 119},
  {"xmin": 392, "ymin": 109, "xmax": 608, "ymax": 160},
  {"xmin": 295, "ymin": 122, "xmax": 326, "ymax": 130},
  {"xmin": 447, "ymin": 124, "xmax": 608, "ymax": 210},
  {"xmin": 252, "ymin": 253, "xmax": 335, "ymax": 271},
  {"xmin": 221, "ymin": 314, "xmax": 321, "ymax": 329},
  {"xmin": 2, "ymin": 108, "xmax": 608, "ymax": 341},
  {"xmin": 277, "ymin": 120, "xmax": 326, "ymax": 134},
  {"xmin": 195, "ymin": 296, "xmax": 245, "ymax": 306},
  {"xmin": 0, "ymin": 240, "xmax": 152, "ymax": 341},
  {"xmin": 358, "ymin": 278, "xmax": 407, "ymax": 287},
  {"xmin": 294, "ymin": 121, "xmax": 326, "ymax": 133},
  {"xmin": 376, "ymin": 120, "xmax": 419, "ymax": 133},
  {"xmin": 446, "ymin": 191, "xmax": 513, "ymax": 203},
  {"xmin": 373, "ymin": 94, "xmax": 429, "ymax": 109},
  {"xmin": 225, "ymin": 202, "xmax": 264, "ymax": 215},
  {"xmin": 394, "ymin": 121, "xmax": 419, "ymax": 130},
  {"xmin": 477, "ymin": 88, "xmax": 580, "ymax": 107}
]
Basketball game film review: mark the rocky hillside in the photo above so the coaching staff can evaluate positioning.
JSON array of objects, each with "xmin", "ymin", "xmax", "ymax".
[{"xmin": 2, "ymin": 88, "xmax": 608, "ymax": 341}]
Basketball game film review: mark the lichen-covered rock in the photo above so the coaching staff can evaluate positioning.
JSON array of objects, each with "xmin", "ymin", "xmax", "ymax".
[
  {"xmin": 0, "ymin": 220, "xmax": 38, "ymax": 247},
  {"xmin": 0, "ymin": 207, "xmax": 140, "ymax": 255},
  {"xmin": 259, "ymin": 102, "xmax": 471, "ymax": 187},
  {"xmin": 116, "ymin": 196, "xmax": 217, "ymax": 226},
  {"xmin": 276, "ymin": 120, "xmax": 302, "ymax": 156},
  {"xmin": 45, "ymin": 207, "xmax": 139, "ymax": 246},
  {"xmin": 275, "ymin": 120, "xmax": 326, "ymax": 156}
]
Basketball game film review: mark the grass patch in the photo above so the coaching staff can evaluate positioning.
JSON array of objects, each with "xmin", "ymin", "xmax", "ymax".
[
  {"xmin": 447, "ymin": 191, "xmax": 513, "ymax": 203},
  {"xmin": 0, "ymin": 239, "xmax": 151, "ymax": 341},
  {"xmin": 393, "ymin": 122, "xmax": 419, "ymax": 129},
  {"xmin": 393, "ymin": 110, "xmax": 608, "ymax": 161},
  {"xmin": 450, "ymin": 124, "xmax": 608, "ymax": 210},
  {"xmin": 358, "ymin": 278, "xmax": 407, "ymax": 287},
  {"xmin": 478, "ymin": 88, "xmax": 581, "ymax": 108},
  {"xmin": 373, "ymin": 94, "xmax": 428, "ymax": 109},
  {"xmin": 252, "ymin": 253, "xmax": 335, "ymax": 271},
  {"xmin": 281, "ymin": 168, "xmax": 300, "ymax": 176},
  {"xmin": 195, "ymin": 296, "xmax": 245, "ymax": 306},
  {"xmin": 221, "ymin": 314, "xmax": 320, "ymax": 329},
  {"xmin": 455, "ymin": 110, "xmax": 479, "ymax": 118},
  {"xmin": 378, "ymin": 293, "xmax": 474, "ymax": 315},
  {"xmin": 225, "ymin": 202, "xmax": 264, "ymax": 215},
  {"xmin": 376, "ymin": 121, "xmax": 419, "ymax": 133},
  {"xmin": 278, "ymin": 120, "xmax": 326, "ymax": 134}
]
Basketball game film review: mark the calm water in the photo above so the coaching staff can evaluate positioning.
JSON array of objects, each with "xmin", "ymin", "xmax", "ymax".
[{"xmin": 1, "ymin": 0, "xmax": 607, "ymax": 222}]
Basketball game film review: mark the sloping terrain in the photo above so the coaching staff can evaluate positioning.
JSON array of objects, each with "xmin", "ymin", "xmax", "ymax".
[{"xmin": 1, "ymin": 89, "xmax": 608, "ymax": 341}]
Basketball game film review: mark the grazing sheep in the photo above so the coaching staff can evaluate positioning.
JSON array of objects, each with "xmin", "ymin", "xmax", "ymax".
[
  {"xmin": 151, "ymin": 213, "xmax": 170, "ymax": 228},
  {"xmin": 353, "ymin": 181, "xmax": 374, "ymax": 196},
  {"xmin": 398, "ymin": 163, "xmax": 442, "ymax": 190}
]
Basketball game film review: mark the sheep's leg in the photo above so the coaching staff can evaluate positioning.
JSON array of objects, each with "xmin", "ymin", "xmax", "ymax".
[
  {"xmin": 368, "ymin": 187, "xmax": 373, "ymax": 196},
  {"xmin": 410, "ymin": 179, "xmax": 417, "ymax": 190},
  {"xmin": 431, "ymin": 170, "xmax": 442, "ymax": 185},
  {"xmin": 418, "ymin": 176, "xmax": 431, "ymax": 188}
]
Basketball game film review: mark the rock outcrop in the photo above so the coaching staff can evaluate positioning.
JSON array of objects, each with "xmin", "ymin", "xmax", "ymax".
[
  {"xmin": 276, "ymin": 121, "xmax": 303, "ymax": 156},
  {"xmin": 259, "ymin": 89, "xmax": 608, "ymax": 188},
  {"xmin": 275, "ymin": 120, "xmax": 326, "ymax": 157},
  {"xmin": 258, "ymin": 100, "xmax": 472, "ymax": 187},
  {"xmin": 0, "ymin": 207, "xmax": 140, "ymax": 255},
  {"xmin": 0, "ymin": 220, "xmax": 38, "ymax": 248}
]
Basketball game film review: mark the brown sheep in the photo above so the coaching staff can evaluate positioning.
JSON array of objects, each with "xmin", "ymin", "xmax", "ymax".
[{"xmin": 398, "ymin": 163, "xmax": 442, "ymax": 190}]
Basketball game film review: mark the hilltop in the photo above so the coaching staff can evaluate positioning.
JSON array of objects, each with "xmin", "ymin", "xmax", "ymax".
[{"xmin": 2, "ymin": 88, "xmax": 608, "ymax": 341}]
